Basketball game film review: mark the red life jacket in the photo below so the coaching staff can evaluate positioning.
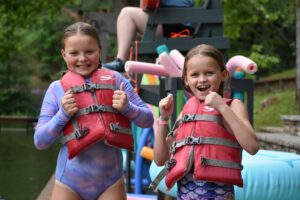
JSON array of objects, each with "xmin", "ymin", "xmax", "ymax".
[
  {"xmin": 150, "ymin": 96, "xmax": 243, "ymax": 191},
  {"xmin": 60, "ymin": 69, "xmax": 133, "ymax": 159}
]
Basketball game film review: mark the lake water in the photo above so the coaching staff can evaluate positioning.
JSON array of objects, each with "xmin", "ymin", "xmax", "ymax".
[{"xmin": 0, "ymin": 130, "xmax": 58, "ymax": 200}]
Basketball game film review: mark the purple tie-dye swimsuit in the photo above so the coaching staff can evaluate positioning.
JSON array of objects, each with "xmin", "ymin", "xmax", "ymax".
[{"xmin": 34, "ymin": 72, "xmax": 154, "ymax": 200}]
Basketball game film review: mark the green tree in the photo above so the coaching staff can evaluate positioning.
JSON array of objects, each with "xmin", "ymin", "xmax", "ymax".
[
  {"xmin": 0, "ymin": 0, "xmax": 77, "ymax": 114},
  {"xmin": 223, "ymin": 0, "xmax": 295, "ymax": 78}
]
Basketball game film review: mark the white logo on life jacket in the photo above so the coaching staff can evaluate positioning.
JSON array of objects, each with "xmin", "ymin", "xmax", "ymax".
[
  {"xmin": 202, "ymin": 106, "xmax": 215, "ymax": 112},
  {"xmin": 100, "ymin": 75, "xmax": 113, "ymax": 80}
]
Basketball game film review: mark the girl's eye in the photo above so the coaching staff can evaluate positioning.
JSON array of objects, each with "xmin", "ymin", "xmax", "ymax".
[
  {"xmin": 190, "ymin": 73, "xmax": 198, "ymax": 77},
  {"xmin": 70, "ymin": 52, "xmax": 78, "ymax": 56},
  {"xmin": 87, "ymin": 50, "xmax": 94, "ymax": 54}
]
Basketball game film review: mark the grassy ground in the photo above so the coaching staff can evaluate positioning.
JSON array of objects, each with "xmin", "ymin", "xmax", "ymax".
[
  {"xmin": 253, "ymin": 68, "xmax": 299, "ymax": 130},
  {"xmin": 253, "ymin": 89, "xmax": 299, "ymax": 130},
  {"xmin": 0, "ymin": 132, "xmax": 58, "ymax": 200},
  {"xmin": 256, "ymin": 68, "xmax": 295, "ymax": 81}
]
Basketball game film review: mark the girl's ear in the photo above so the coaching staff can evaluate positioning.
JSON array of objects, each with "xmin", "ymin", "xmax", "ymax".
[{"xmin": 61, "ymin": 49, "xmax": 66, "ymax": 59}]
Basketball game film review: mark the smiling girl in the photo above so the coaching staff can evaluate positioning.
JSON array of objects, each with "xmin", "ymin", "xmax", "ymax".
[
  {"xmin": 34, "ymin": 22, "xmax": 153, "ymax": 200},
  {"xmin": 152, "ymin": 44, "xmax": 259, "ymax": 199}
]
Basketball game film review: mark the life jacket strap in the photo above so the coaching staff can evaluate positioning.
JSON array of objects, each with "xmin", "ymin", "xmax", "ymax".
[
  {"xmin": 76, "ymin": 104, "xmax": 118, "ymax": 116},
  {"xmin": 167, "ymin": 119, "xmax": 182, "ymax": 137},
  {"xmin": 149, "ymin": 167, "xmax": 168, "ymax": 192},
  {"xmin": 168, "ymin": 114, "xmax": 221, "ymax": 138},
  {"xmin": 149, "ymin": 159, "xmax": 176, "ymax": 191},
  {"xmin": 201, "ymin": 157, "xmax": 243, "ymax": 170},
  {"xmin": 110, "ymin": 123, "xmax": 132, "ymax": 135},
  {"xmin": 170, "ymin": 136, "xmax": 240, "ymax": 153},
  {"xmin": 71, "ymin": 83, "xmax": 115, "ymax": 93},
  {"xmin": 182, "ymin": 114, "xmax": 221, "ymax": 123},
  {"xmin": 60, "ymin": 127, "xmax": 89, "ymax": 145}
]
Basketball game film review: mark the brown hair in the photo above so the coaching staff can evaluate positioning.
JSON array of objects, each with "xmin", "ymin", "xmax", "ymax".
[
  {"xmin": 61, "ymin": 22, "xmax": 101, "ymax": 50},
  {"xmin": 182, "ymin": 44, "xmax": 228, "ymax": 95}
]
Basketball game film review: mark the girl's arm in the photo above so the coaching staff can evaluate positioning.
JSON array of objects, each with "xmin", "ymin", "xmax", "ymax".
[
  {"xmin": 115, "ymin": 73, "xmax": 154, "ymax": 128},
  {"xmin": 34, "ymin": 81, "xmax": 70, "ymax": 150},
  {"xmin": 220, "ymin": 99, "xmax": 259, "ymax": 154},
  {"xmin": 154, "ymin": 94, "xmax": 175, "ymax": 166},
  {"xmin": 154, "ymin": 120, "xmax": 170, "ymax": 166},
  {"xmin": 206, "ymin": 92, "xmax": 259, "ymax": 155}
]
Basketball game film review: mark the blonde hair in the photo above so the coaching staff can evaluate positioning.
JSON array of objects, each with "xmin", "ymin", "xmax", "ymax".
[{"xmin": 61, "ymin": 22, "xmax": 101, "ymax": 50}]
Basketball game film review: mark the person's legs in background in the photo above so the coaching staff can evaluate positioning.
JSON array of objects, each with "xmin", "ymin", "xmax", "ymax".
[{"xmin": 103, "ymin": 7, "xmax": 162, "ymax": 72}]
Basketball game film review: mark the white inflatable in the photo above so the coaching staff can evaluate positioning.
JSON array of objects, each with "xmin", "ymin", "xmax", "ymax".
[{"xmin": 149, "ymin": 150, "xmax": 300, "ymax": 200}]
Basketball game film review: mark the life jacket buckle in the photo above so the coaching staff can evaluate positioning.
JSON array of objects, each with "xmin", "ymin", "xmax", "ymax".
[
  {"xmin": 165, "ymin": 159, "xmax": 177, "ymax": 170},
  {"xmin": 81, "ymin": 83, "xmax": 96, "ymax": 92},
  {"xmin": 87, "ymin": 83, "xmax": 96, "ymax": 92},
  {"xmin": 185, "ymin": 136, "xmax": 201, "ymax": 145},
  {"xmin": 90, "ymin": 104, "xmax": 104, "ymax": 112},
  {"xmin": 201, "ymin": 157, "xmax": 207, "ymax": 165},
  {"xmin": 110, "ymin": 123, "xmax": 119, "ymax": 131},
  {"xmin": 182, "ymin": 114, "xmax": 195, "ymax": 122},
  {"xmin": 185, "ymin": 136, "xmax": 192, "ymax": 144},
  {"xmin": 74, "ymin": 127, "xmax": 89, "ymax": 139}
]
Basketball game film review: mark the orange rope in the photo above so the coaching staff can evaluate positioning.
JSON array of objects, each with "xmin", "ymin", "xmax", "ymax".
[
  {"xmin": 170, "ymin": 28, "xmax": 191, "ymax": 38},
  {"xmin": 125, "ymin": 40, "xmax": 139, "ymax": 94}
]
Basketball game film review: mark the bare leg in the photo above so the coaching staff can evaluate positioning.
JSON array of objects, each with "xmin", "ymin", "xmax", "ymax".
[
  {"xmin": 103, "ymin": 7, "xmax": 163, "ymax": 72},
  {"xmin": 97, "ymin": 177, "xmax": 127, "ymax": 200},
  {"xmin": 116, "ymin": 7, "xmax": 163, "ymax": 61},
  {"xmin": 51, "ymin": 180, "xmax": 81, "ymax": 200}
]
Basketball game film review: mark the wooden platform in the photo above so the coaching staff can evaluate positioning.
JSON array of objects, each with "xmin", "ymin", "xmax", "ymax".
[{"xmin": 0, "ymin": 115, "xmax": 38, "ymax": 134}]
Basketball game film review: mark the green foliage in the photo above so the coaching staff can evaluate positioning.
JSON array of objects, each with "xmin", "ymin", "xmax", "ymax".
[
  {"xmin": 249, "ymin": 45, "xmax": 280, "ymax": 71},
  {"xmin": 28, "ymin": 15, "xmax": 73, "ymax": 81},
  {"xmin": 0, "ymin": 0, "xmax": 76, "ymax": 114},
  {"xmin": 223, "ymin": 0, "xmax": 296, "ymax": 77}
]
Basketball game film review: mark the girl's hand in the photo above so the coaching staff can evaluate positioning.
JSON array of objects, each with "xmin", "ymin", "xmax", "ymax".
[
  {"xmin": 112, "ymin": 82, "xmax": 128, "ymax": 112},
  {"xmin": 159, "ymin": 93, "xmax": 174, "ymax": 118},
  {"xmin": 205, "ymin": 91, "xmax": 225, "ymax": 111},
  {"xmin": 61, "ymin": 90, "xmax": 78, "ymax": 116}
]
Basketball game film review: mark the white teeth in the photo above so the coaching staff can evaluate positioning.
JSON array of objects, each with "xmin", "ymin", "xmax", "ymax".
[
  {"xmin": 198, "ymin": 85, "xmax": 209, "ymax": 89},
  {"xmin": 78, "ymin": 65, "xmax": 89, "ymax": 68}
]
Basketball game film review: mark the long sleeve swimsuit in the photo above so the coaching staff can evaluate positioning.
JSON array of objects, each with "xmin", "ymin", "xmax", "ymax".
[{"xmin": 34, "ymin": 71, "xmax": 154, "ymax": 200}]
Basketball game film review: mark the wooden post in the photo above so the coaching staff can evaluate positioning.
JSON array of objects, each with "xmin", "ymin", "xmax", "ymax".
[{"xmin": 296, "ymin": 0, "xmax": 300, "ymax": 110}]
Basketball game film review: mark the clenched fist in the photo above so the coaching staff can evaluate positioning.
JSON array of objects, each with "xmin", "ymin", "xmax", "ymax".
[{"xmin": 61, "ymin": 90, "xmax": 79, "ymax": 116}]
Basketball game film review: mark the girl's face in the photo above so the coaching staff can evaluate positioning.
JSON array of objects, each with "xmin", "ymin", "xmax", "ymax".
[
  {"xmin": 61, "ymin": 34, "xmax": 100, "ymax": 77},
  {"xmin": 184, "ymin": 54, "xmax": 227, "ymax": 101}
]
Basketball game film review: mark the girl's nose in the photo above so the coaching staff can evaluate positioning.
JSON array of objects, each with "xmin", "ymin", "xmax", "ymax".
[
  {"xmin": 199, "ymin": 74, "xmax": 207, "ymax": 82},
  {"xmin": 78, "ymin": 53, "xmax": 87, "ymax": 61}
]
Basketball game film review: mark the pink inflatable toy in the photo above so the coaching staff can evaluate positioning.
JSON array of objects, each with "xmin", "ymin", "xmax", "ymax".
[
  {"xmin": 226, "ymin": 55, "xmax": 257, "ymax": 76},
  {"xmin": 157, "ymin": 52, "xmax": 182, "ymax": 77},
  {"xmin": 169, "ymin": 49, "xmax": 185, "ymax": 70},
  {"xmin": 125, "ymin": 61, "xmax": 169, "ymax": 76}
]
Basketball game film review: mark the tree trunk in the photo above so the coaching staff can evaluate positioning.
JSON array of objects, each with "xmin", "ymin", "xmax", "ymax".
[{"xmin": 296, "ymin": 0, "xmax": 300, "ymax": 110}]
